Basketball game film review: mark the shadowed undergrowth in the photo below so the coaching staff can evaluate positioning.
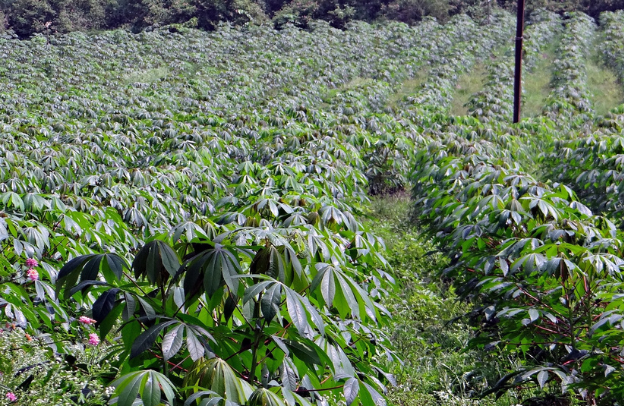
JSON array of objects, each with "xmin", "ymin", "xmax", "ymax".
[{"xmin": 367, "ymin": 195, "xmax": 553, "ymax": 406}]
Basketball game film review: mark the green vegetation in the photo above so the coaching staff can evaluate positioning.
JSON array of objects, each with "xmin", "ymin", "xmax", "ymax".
[
  {"xmin": 587, "ymin": 55, "xmax": 624, "ymax": 116},
  {"xmin": 388, "ymin": 72, "xmax": 429, "ymax": 110},
  {"xmin": 369, "ymin": 196, "xmax": 525, "ymax": 406},
  {"xmin": 3, "ymin": 5, "xmax": 624, "ymax": 406},
  {"xmin": 451, "ymin": 64, "xmax": 487, "ymax": 116},
  {"xmin": 523, "ymin": 44, "xmax": 557, "ymax": 117},
  {"xmin": 0, "ymin": 0, "xmax": 624, "ymax": 37}
]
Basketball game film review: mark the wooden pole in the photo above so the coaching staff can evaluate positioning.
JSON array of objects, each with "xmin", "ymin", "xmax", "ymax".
[{"xmin": 513, "ymin": 0, "xmax": 526, "ymax": 123}]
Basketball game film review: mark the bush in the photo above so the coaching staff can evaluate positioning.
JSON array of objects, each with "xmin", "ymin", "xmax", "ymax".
[{"xmin": 0, "ymin": 329, "xmax": 112, "ymax": 405}]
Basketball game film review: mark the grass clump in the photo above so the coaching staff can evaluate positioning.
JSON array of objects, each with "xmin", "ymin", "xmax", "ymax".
[{"xmin": 0, "ymin": 329, "xmax": 111, "ymax": 405}]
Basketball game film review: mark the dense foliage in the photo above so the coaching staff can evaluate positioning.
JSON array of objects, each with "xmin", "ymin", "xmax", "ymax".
[
  {"xmin": 4, "ymin": 5, "xmax": 624, "ymax": 406},
  {"xmin": 409, "ymin": 11, "xmax": 624, "ymax": 405},
  {"xmin": 1, "ymin": 0, "xmax": 624, "ymax": 37},
  {"xmin": 0, "ymin": 11, "xmax": 513, "ymax": 406}
]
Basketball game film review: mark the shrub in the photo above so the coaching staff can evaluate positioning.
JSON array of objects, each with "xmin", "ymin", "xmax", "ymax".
[{"xmin": 0, "ymin": 329, "xmax": 111, "ymax": 405}]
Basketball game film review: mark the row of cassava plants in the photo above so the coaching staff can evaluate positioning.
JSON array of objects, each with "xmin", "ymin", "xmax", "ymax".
[
  {"xmin": 598, "ymin": 10, "xmax": 624, "ymax": 85},
  {"xmin": 542, "ymin": 12, "xmax": 596, "ymax": 126},
  {"xmin": 411, "ymin": 124, "xmax": 624, "ymax": 403},
  {"xmin": 539, "ymin": 11, "xmax": 624, "ymax": 225},
  {"xmin": 542, "ymin": 106, "xmax": 624, "ymax": 224},
  {"xmin": 403, "ymin": 10, "xmax": 515, "ymax": 119},
  {"xmin": 466, "ymin": 55, "xmax": 515, "ymax": 123},
  {"xmin": 523, "ymin": 10, "xmax": 562, "ymax": 71},
  {"xmin": 464, "ymin": 9, "xmax": 562, "ymax": 123}
]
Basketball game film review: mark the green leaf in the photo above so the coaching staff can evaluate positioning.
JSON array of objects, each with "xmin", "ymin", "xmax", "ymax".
[
  {"xmin": 184, "ymin": 358, "xmax": 252, "ymax": 403},
  {"xmin": 67, "ymin": 280, "xmax": 109, "ymax": 297},
  {"xmin": 130, "ymin": 320, "xmax": 175, "ymax": 359},
  {"xmin": 361, "ymin": 382, "xmax": 386, "ymax": 406},
  {"xmin": 123, "ymin": 293, "xmax": 137, "ymax": 321},
  {"xmin": 528, "ymin": 308, "xmax": 539, "ymax": 322},
  {"xmin": 99, "ymin": 301, "xmax": 125, "ymax": 339},
  {"xmin": 243, "ymin": 281, "xmax": 272, "ymax": 304},
  {"xmin": 162, "ymin": 324, "xmax": 185, "ymax": 361},
  {"xmin": 261, "ymin": 283, "xmax": 282, "ymax": 322},
  {"xmin": 272, "ymin": 335, "xmax": 289, "ymax": 356},
  {"xmin": 142, "ymin": 375, "xmax": 161, "ymax": 406},
  {"xmin": 92, "ymin": 288, "xmax": 120, "ymax": 324},
  {"xmin": 251, "ymin": 245, "xmax": 286, "ymax": 283},
  {"xmin": 283, "ymin": 339, "xmax": 321, "ymax": 365},
  {"xmin": 537, "ymin": 370, "xmax": 548, "ymax": 389},
  {"xmin": 56, "ymin": 255, "xmax": 95, "ymax": 296},
  {"xmin": 186, "ymin": 327, "xmax": 205, "ymax": 361},
  {"xmin": 117, "ymin": 372, "xmax": 143, "ymax": 406},
  {"xmin": 112, "ymin": 371, "xmax": 177, "ymax": 406},
  {"xmin": 184, "ymin": 390, "xmax": 220, "ymax": 406},
  {"xmin": 285, "ymin": 288, "xmax": 309, "ymax": 336},
  {"xmin": 344, "ymin": 377, "xmax": 359, "ymax": 406},
  {"xmin": 133, "ymin": 240, "xmax": 180, "ymax": 284},
  {"xmin": 248, "ymin": 388, "xmax": 286, "ymax": 406},
  {"xmin": 106, "ymin": 253, "xmax": 129, "ymax": 280},
  {"xmin": 57, "ymin": 254, "xmax": 127, "ymax": 298}
]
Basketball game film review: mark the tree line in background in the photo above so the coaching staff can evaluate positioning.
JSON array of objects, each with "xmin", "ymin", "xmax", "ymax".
[{"xmin": 0, "ymin": 0, "xmax": 623, "ymax": 39}]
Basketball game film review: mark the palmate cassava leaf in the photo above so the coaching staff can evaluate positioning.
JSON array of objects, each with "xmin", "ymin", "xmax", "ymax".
[
  {"xmin": 110, "ymin": 370, "xmax": 176, "ymax": 406},
  {"xmin": 133, "ymin": 239, "xmax": 180, "ymax": 285},
  {"xmin": 360, "ymin": 382, "xmax": 386, "ymax": 406},
  {"xmin": 311, "ymin": 263, "xmax": 376, "ymax": 322},
  {"xmin": 184, "ymin": 358, "xmax": 253, "ymax": 403},
  {"xmin": 186, "ymin": 325, "xmax": 205, "ymax": 361},
  {"xmin": 250, "ymin": 245, "xmax": 287, "ymax": 283},
  {"xmin": 131, "ymin": 318, "xmax": 215, "ymax": 361},
  {"xmin": 285, "ymin": 287, "xmax": 310, "ymax": 336},
  {"xmin": 261, "ymin": 282, "xmax": 281, "ymax": 322},
  {"xmin": 92, "ymin": 288, "xmax": 120, "ymax": 324},
  {"xmin": 183, "ymin": 390, "xmax": 224, "ymax": 406},
  {"xmin": 130, "ymin": 320, "xmax": 176, "ymax": 359},
  {"xmin": 182, "ymin": 243, "xmax": 241, "ymax": 299},
  {"xmin": 282, "ymin": 338, "xmax": 330, "ymax": 367},
  {"xmin": 162, "ymin": 323, "xmax": 185, "ymax": 361},
  {"xmin": 248, "ymin": 388, "xmax": 287, "ymax": 406},
  {"xmin": 56, "ymin": 253, "xmax": 129, "ymax": 299}
]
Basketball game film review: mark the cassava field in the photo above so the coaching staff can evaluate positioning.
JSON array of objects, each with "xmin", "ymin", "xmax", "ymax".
[{"xmin": 3, "ymin": 8, "xmax": 624, "ymax": 406}]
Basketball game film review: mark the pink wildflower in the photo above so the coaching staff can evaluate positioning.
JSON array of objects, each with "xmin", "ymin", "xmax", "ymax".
[
  {"xmin": 79, "ymin": 316, "xmax": 97, "ymax": 325},
  {"xmin": 6, "ymin": 392, "xmax": 16, "ymax": 402},
  {"xmin": 26, "ymin": 268, "xmax": 39, "ymax": 281},
  {"xmin": 88, "ymin": 333, "xmax": 100, "ymax": 346},
  {"xmin": 25, "ymin": 258, "xmax": 38, "ymax": 268}
]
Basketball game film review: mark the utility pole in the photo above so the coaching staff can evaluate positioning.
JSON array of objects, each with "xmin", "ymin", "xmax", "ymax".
[{"xmin": 513, "ymin": 0, "xmax": 526, "ymax": 123}]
